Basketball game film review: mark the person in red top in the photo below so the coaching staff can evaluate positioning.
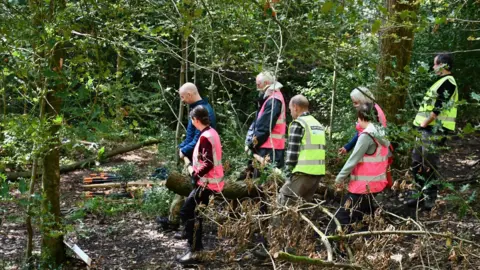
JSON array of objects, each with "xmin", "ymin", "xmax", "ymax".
[{"xmin": 177, "ymin": 105, "xmax": 224, "ymax": 264}]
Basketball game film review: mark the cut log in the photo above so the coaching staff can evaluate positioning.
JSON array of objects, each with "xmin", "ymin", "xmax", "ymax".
[
  {"xmin": 5, "ymin": 138, "xmax": 163, "ymax": 180},
  {"xmin": 165, "ymin": 172, "xmax": 259, "ymax": 199}
]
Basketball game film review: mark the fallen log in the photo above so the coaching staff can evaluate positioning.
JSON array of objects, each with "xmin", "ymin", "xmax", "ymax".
[
  {"xmin": 165, "ymin": 171, "xmax": 338, "ymax": 200},
  {"xmin": 82, "ymin": 180, "xmax": 161, "ymax": 189},
  {"xmin": 273, "ymin": 252, "xmax": 362, "ymax": 269},
  {"xmin": 5, "ymin": 138, "xmax": 163, "ymax": 180},
  {"xmin": 165, "ymin": 172, "xmax": 258, "ymax": 199}
]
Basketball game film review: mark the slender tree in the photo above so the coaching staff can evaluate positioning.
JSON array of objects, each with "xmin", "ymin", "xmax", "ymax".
[{"xmin": 376, "ymin": 0, "xmax": 419, "ymax": 123}]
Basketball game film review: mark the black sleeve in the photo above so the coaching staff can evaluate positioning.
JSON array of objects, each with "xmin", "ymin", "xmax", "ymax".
[
  {"xmin": 433, "ymin": 80, "xmax": 456, "ymax": 116},
  {"xmin": 250, "ymin": 98, "xmax": 283, "ymax": 150}
]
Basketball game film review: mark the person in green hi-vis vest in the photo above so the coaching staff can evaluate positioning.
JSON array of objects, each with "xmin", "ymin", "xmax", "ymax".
[
  {"xmin": 408, "ymin": 53, "xmax": 459, "ymax": 210},
  {"xmin": 278, "ymin": 94, "xmax": 326, "ymax": 206}
]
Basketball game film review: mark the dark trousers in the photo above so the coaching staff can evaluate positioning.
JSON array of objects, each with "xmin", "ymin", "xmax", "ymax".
[
  {"xmin": 179, "ymin": 186, "xmax": 213, "ymax": 251},
  {"xmin": 334, "ymin": 193, "xmax": 378, "ymax": 233},
  {"xmin": 411, "ymin": 128, "xmax": 447, "ymax": 196}
]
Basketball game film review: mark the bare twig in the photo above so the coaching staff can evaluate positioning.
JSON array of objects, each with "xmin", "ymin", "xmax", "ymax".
[
  {"xmin": 299, "ymin": 213, "xmax": 333, "ymax": 262},
  {"xmin": 274, "ymin": 252, "xmax": 362, "ymax": 269},
  {"xmin": 157, "ymin": 80, "xmax": 186, "ymax": 131},
  {"xmin": 327, "ymin": 230, "xmax": 480, "ymax": 248}
]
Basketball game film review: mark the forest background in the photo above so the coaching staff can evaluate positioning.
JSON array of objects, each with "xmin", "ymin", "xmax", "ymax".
[{"xmin": 1, "ymin": 0, "xmax": 480, "ymax": 268}]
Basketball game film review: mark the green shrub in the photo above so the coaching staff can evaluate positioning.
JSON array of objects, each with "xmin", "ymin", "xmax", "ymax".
[{"xmin": 142, "ymin": 186, "xmax": 175, "ymax": 217}]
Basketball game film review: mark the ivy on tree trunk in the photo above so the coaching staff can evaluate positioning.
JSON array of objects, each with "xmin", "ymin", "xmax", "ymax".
[{"xmin": 376, "ymin": 0, "xmax": 419, "ymax": 124}]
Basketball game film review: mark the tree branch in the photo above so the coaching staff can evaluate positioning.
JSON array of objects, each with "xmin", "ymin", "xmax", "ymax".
[
  {"xmin": 327, "ymin": 230, "xmax": 480, "ymax": 248},
  {"xmin": 274, "ymin": 252, "xmax": 362, "ymax": 269}
]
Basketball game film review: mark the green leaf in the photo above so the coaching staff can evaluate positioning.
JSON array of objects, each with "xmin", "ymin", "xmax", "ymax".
[
  {"xmin": 19, "ymin": 178, "xmax": 27, "ymax": 194},
  {"xmin": 43, "ymin": 69, "xmax": 58, "ymax": 78},
  {"xmin": 53, "ymin": 115, "xmax": 63, "ymax": 125},
  {"xmin": 335, "ymin": 5, "xmax": 344, "ymax": 14},
  {"xmin": 435, "ymin": 16, "xmax": 446, "ymax": 25},
  {"xmin": 1, "ymin": 181, "xmax": 9, "ymax": 199},
  {"xmin": 372, "ymin": 19, "xmax": 381, "ymax": 34},
  {"xmin": 463, "ymin": 123, "xmax": 476, "ymax": 134},
  {"xmin": 97, "ymin": 147, "xmax": 106, "ymax": 160},
  {"xmin": 471, "ymin": 92, "xmax": 480, "ymax": 102},
  {"xmin": 468, "ymin": 190, "xmax": 477, "ymax": 204},
  {"xmin": 460, "ymin": 184, "xmax": 470, "ymax": 192},
  {"xmin": 321, "ymin": 1, "xmax": 334, "ymax": 14}
]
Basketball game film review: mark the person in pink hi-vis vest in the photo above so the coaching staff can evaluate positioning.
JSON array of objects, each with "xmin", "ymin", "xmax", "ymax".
[
  {"xmin": 334, "ymin": 104, "xmax": 390, "ymax": 231},
  {"xmin": 177, "ymin": 105, "xmax": 224, "ymax": 265},
  {"xmin": 338, "ymin": 87, "xmax": 393, "ymax": 188}
]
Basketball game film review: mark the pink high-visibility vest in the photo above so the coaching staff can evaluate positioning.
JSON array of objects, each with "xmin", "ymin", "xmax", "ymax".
[
  {"xmin": 192, "ymin": 128, "xmax": 224, "ymax": 192},
  {"xmin": 355, "ymin": 103, "xmax": 393, "ymax": 187},
  {"xmin": 257, "ymin": 90, "xmax": 286, "ymax": 150},
  {"xmin": 348, "ymin": 132, "xmax": 389, "ymax": 194}
]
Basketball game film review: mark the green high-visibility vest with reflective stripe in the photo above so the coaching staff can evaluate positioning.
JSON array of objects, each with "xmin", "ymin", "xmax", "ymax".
[
  {"xmin": 413, "ymin": 76, "xmax": 458, "ymax": 131},
  {"xmin": 291, "ymin": 115, "xmax": 326, "ymax": 175}
]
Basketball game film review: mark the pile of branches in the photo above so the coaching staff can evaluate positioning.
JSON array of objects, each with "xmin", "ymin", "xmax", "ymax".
[{"xmin": 166, "ymin": 170, "xmax": 480, "ymax": 269}]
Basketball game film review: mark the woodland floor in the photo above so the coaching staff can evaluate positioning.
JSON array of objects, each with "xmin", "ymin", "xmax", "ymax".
[{"xmin": 1, "ymin": 133, "xmax": 480, "ymax": 270}]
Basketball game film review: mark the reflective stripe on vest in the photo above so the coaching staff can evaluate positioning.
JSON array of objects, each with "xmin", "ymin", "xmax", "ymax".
[
  {"xmin": 258, "ymin": 90, "xmax": 287, "ymax": 150},
  {"xmin": 192, "ymin": 128, "xmax": 224, "ymax": 185},
  {"xmin": 291, "ymin": 115, "xmax": 326, "ymax": 175},
  {"xmin": 349, "ymin": 132, "xmax": 389, "ymax": 194},
  {"xmin": 413, "ymin": 76, "xmax": 458, "ymax": 131}
]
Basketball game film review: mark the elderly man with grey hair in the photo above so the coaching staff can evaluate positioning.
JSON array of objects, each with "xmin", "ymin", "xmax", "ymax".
[{"xmin": 241, "ymin": 71, "xmax": 286, "ymax": 180}]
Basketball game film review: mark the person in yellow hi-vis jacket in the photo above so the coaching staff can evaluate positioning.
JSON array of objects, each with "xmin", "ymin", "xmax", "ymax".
[
  {"xmin": 278, "ymin": 94, "xmax": 325, "ymax": 205},
  {"xmin": 409, "ymin": 53, "xmax": 458, "ymax": 210}
]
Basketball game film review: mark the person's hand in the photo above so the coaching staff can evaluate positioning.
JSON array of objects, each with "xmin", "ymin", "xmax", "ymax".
[
  {"xmin": 187, "ymin": 165, "xmax": 194, "ymax": 176},
  {"xmin": 338, "ymin": 147, "xmax": 347, "ymax": 155},
  {"xmin": 420, "ymin": 119, "xmax": 428, "ymax": 128},
  {"xmin": 244, "ymin": 145, "xmax": 249, "ymax": 153},
  {"xmin": 335, "ymin": 182, "xmax": 344, "ymax": 192},
  {"xmin": 179, "ymin": 150, "xmax": 185, "ymax": 159}
]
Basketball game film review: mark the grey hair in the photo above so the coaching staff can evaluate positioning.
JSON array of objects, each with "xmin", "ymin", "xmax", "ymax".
[
  {"xmin": 257, "ymin": 71, "xmax": 275, "ymax": 84},
  {"xmin": 350, "ymin": 87, "xmax": 375, "ymax": 104}
]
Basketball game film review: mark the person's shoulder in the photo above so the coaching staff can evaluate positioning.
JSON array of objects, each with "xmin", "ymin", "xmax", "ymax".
[
  {"xmin": 358, "ymin": 132, "xmax": 374, "ymax": 142},
  {"xmin": 201, "ymin": 100, "xmax": 214, "ymax": 110}
]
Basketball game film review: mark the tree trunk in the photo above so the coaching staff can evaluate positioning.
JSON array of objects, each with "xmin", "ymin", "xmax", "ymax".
[
  {"xmin": 329, "ymin": 64, "xmax": 337, "ymax": 140},
  {"xmin": 25, "ymin": 98, "xmax": 45, "ymax": 263},
  {"xmin": 41, "ymin": 51, "xmax": 66, "ymax": 265},
  {"xmin": 376, "ymin": 0, "xmax": 419, "ymax": 124}
]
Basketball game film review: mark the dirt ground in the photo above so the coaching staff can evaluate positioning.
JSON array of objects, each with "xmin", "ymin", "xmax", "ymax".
[{"xmin": 1, "ymin": 133, "xmax": 480, "ymax": 269}]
